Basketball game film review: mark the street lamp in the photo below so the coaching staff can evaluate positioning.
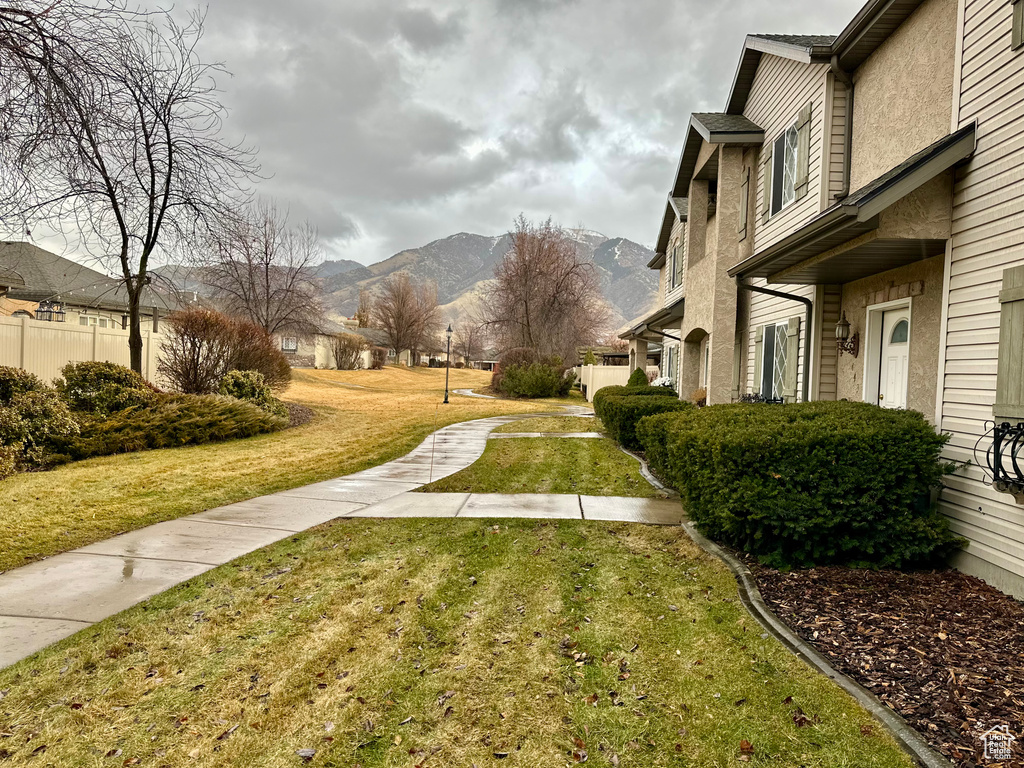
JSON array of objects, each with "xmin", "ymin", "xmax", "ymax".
[{"xmin": 443, "ymin": 324, "xmax": 453, "ymax": 404}]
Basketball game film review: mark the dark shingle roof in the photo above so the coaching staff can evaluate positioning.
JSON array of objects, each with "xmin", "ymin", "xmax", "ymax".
[
  {"xmin": 750, "ymin": 34, "xmax": 836, "ymax": 48},
  {"xmin": 0, "ymin": 242, "xmax": 174, "ymax": 312},
  {"xmin": 0, "ymin": 264, "xmax": 24, "ymax": 289},
  {"xmin": 691, "ymin": 113, "xmax": 764, "ymax": 135}
]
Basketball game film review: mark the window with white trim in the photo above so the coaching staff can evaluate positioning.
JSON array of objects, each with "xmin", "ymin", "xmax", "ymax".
[
  {"xmin": 760, "ymin": 322, "xmax": 789, "ymax": 400},
  {"xmin": 771, "ymin": 124, "xmax": 799, "ymax": 215},
  {"xmin": 78, "ymin": 315, "xmax": 109, "ymax": 328},
  {"xmin": 281, "ymin": 336, "xmax": 298, "ymax": 353}
]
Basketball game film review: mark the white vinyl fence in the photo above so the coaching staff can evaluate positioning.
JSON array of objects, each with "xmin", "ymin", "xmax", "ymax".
[
  {"xmin": 0, "ymin": 315, "xmax": 164, "ymax": 384},
  {"xmin": 576, "ymin": 364, "xmax": 631, "ymax": 402}
]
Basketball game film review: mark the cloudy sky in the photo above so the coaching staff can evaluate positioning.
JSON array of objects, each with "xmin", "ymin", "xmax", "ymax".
[{"xmin": 192, "ymin": 0, "xmax": 858, "ymax": 266}]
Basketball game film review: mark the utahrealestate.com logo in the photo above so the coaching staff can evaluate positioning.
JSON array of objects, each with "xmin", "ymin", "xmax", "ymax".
[{"xmin": 980, "ymin": 724, "xmax": 1016, "ymax": 761}]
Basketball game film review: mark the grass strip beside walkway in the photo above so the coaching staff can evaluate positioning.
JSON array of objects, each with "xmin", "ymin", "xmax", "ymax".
[
  {"xmin": 418, "ymin": 437, "xmax": 658, "ymax": 497},
  {"xmin": 0, "ymin": 519, "xmax": 915, "ymax": 767}
]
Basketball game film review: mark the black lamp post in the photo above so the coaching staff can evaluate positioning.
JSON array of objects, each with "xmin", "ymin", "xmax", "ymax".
[{"xmin": 443, "ymin": 324, "xmax": 453, "ymax": 404}]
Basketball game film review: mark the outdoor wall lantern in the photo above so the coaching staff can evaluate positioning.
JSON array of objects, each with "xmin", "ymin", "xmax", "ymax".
[{"xmin": 835, "ymin": 311, "xmax": 859, "ymax": 357}]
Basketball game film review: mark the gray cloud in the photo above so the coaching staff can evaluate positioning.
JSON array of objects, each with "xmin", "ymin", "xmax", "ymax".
[{"xmin": 186, "ymin": 0, "xmax": 859, "ymax": 263}]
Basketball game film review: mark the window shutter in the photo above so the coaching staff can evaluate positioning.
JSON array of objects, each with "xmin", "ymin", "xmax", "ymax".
[
  {"xmin": 1014, "ymin": 0, "xmax": 1024, "ymax": 50},
  {"xmin": 761, "ymin": 148, "xmax": 773, "ymax": 224},
  {"xmin": 739, "ymin": 167, "xmax": 750, "ymax": 238},
  {"xmin": 752, "ymin": 326, "xmax": 764, "ymax": 394},
  {"xmin": 795, "ymin": 103, "xmax": 812, "ymax": 200},
  {"xmin": 994, "ymin": 265, "xmax": 1024, "ymax": 422},
  {"xmin": 783, "ymin": 316, "xmax": 800, "ymax": 401}
]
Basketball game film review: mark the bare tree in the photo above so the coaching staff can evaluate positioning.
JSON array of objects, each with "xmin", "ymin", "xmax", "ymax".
[
  {"xmin": 372, "ymin": 272, "xmax": 440, "ymax": 361},
  {"xmin": 205, "ymin": 199, "xmax": 324, "ymax": 335},
  {"xmin": 0, "ymin": 3, "xmax": 256, "ymax": 373},
  {"xmin": 354, "ymin": 288, "xmax": 374, "ymax": 328},
  {"xmin": 485, "ymin": 216, "xmax": 610, "ymax": 361}
]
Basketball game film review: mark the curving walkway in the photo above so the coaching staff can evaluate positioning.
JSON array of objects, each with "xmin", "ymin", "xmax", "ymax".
[{"xmin": 0, "ymin": 406, "xmax": 681, "ymax": 669}]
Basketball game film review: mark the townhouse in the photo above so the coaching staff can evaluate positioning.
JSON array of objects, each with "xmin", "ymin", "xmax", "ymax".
[{"xmin": 623, "ymin": 0, "xmax": 1024, "ymax": 597}]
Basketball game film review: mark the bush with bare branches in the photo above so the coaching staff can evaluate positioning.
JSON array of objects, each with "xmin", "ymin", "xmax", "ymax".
[
  {"xmin": 332, "ymin": 333, "xmax": 367, "ymax": 370},
  {"xmin": 369, "ymin": 347, "xmax": 388, "ymax": 370},
  {"xmin": 159, "ymin": 307, "xmax": 290, "ymax": 394}
]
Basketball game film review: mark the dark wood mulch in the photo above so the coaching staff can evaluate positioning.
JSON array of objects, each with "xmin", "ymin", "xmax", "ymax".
[
  {"xmin": 750, "ymin": 563, "xmax": 1024, "ymax": 768},
  {"xmin": 285, "ymin": 402, "xmax": 315, "ymax": 428}
]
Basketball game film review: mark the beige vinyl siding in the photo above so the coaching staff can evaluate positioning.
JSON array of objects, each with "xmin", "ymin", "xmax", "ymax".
[
  {"xmin": 816, "ymin": 285, "xmax": 841, "ymax": 400},
  {"xmin": 744, "ymin": 58, "xmax": 830, "ymax": 253},
  {"xmin": 940, "ymin": 0, "xmax": 1024, "ymax": 594},
  {"xmin": 743, "ymin": 280, "xmax": 815, "ymax": 397},
  {"xmin": 824, "ymin": 76, "xmax": 848, "ymax": 206}
]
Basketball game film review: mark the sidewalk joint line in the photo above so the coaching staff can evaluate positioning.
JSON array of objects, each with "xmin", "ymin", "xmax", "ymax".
[{"xmin": 0, "ymin": 613, "xmax": 92, "ymax": 625}]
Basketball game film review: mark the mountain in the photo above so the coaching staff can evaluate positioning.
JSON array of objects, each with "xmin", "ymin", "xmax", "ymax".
[
  {"xmin": 315, "ymin": 259, "xmax": 364, "ymax": 278},
  {"xmin": 322, "ymin": 231, "xmax": 658, "ymax": 329}
]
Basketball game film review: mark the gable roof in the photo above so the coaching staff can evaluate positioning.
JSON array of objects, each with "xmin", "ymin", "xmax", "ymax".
[
  {"xmin": 0, "ymin": 242, "xmax": 175, "ymax": 312},
  {"xmin": 725, "ymin": 0, "xmax": 930, "ymax": 116},
  {"xmin": 654, "ymin": 0, "xmax": 934, "ymax": 257},
  {"xmin": 654, "ymin": 114, "xmax": 765, "ymax": 256}
]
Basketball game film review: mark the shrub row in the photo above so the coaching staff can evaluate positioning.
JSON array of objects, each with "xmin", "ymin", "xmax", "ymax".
[
  {"xmin": 0, "ymin": 362, "xmax": 290, "ymax": 478},
  {"xmin": 63, "ymin": 394, "xmax": 287, "ymax": 461},
  {"xmin": 636, "ymin": 401, "xmax": 964, "ymax": 569},
  {"xmin": 594, "ymin": 385, "xmax": 689, "ymax": 450}
]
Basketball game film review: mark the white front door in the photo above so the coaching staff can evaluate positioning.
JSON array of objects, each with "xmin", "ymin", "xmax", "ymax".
[{"xmin": 878, "ymin": 309, "xmax": 910, "ymax": 409}]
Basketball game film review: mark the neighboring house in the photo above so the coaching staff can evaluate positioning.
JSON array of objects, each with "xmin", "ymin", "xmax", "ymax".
[
  {"xmin": 276, "ymin": 322, "xmax": 398, "ymax": 370},
  {"xmin": 623, "ymin": 0, "xmax": 1024, "ymax": 597},
  {"xmin": 0, "ymin": 242, "xmax": 174, "ymax": 328},
  {"xmin": 0, "ymin": 243, "xmax": 174, "ymax": 382}
]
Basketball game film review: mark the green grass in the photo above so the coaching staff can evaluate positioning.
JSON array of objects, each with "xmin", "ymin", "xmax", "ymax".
[
  {"xmin": 417, "ymin": 437, "xmax": 659, "ymax": 497},
  {"xmin": 0, "ymin": 519, "xmax": 914, "ymax": 767},
  {"xmin": 492, "ymin": 416, "xmax": 603, "ymax": 434},
  {"xmin": 0, "ymin": 367, "xmax": 558, "ymax": 572}
]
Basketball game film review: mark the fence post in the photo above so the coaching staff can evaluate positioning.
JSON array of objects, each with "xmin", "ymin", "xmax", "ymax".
[
  {"xmin": 19, "ymin": 316, "xmax": 28, "ymax": 368},
  {"xmin": 92, "ymin": 324, "xmax": 99, "ymax": 361}
]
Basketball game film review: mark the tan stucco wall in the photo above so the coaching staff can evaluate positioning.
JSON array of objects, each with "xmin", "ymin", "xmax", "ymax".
[
  {"xmin": 835, "ymin": 255, "xmax": 944, "ymax": 418},
  {"xmin": 848, "ymin": 0, "xmax": 956, "ymax": 191},
  {"xmin": 877, "ymin": 173, "xmax": 953, "ymax": 240}
]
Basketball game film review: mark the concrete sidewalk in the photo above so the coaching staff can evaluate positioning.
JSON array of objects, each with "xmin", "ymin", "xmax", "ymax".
[{"xmin": 0, "ymin": 404, "xmax": 680, "ymax": 669}]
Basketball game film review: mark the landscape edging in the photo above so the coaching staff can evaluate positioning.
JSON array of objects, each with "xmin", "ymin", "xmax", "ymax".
[
  {"xmin": 680, "ymin": 521, "xmax": 955, "ymax": 768},
  {"xmin": 619, "ymin": 447, "xmax": 953, "ymax": 768}
]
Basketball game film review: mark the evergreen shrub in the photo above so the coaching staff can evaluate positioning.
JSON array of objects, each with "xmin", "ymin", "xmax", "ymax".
[{"xmin": 635, "ymin": 401, "xmax": 965, "ymax": 568}]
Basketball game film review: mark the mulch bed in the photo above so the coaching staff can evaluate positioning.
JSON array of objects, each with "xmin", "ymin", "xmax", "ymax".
[
  {"xmin": 750, "ymin": 563, "xmax": 1024, "ymax": 768},
  {"xmin": 285, "ymin": 402, "xmax": 315, "ymax": 428}
]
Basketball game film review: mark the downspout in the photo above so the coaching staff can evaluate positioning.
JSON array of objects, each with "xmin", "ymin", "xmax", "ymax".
[
  {"xmin": 737, "ymin": 280, "xmax": 812, "ymax": 403},
  {"xmin": 830, "ymin": 55, "xmax": 854, "ymax": 200}
]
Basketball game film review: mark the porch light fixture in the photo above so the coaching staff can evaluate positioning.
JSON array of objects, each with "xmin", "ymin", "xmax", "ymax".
[{"xmin": 835, "ymin": 311, "xmax": 859, "ymax": 358}]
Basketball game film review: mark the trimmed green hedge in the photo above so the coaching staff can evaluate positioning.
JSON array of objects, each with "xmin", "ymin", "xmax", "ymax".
[
  {"xmin": 593, "ymin": 385, "xmax": 679, "ymax": 408},
  {"xmin": 636, "ymin": 401, "xmax": 965, "ymax": 569},
  {"xmin": 62, "ymin": 394, "xmax": 287, "ymax": 460},
  {"xmin": 594, "ymin": 386, "xmax": 692, "ymax": 450}
]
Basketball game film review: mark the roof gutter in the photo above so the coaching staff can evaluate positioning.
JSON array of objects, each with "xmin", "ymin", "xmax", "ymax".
[
  {"xmin": 737, "ymin": 280, "xmax": 812, "ymax": 403},
  {"xmin": 830, "ymin": 54, "xmax": 855, "ymax": 200}
]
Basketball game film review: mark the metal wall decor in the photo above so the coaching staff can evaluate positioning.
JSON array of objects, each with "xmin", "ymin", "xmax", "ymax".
[{"xmin": 980, "ymin": 421, "xmax": 1024, "ymax": 504}]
